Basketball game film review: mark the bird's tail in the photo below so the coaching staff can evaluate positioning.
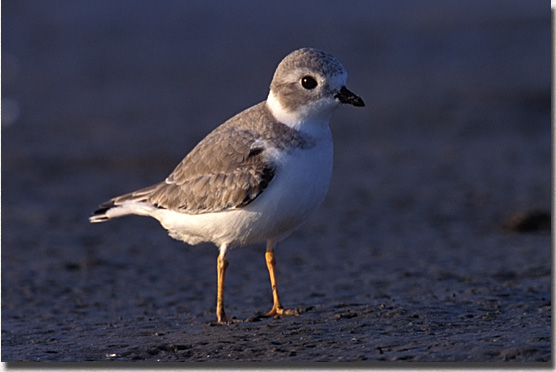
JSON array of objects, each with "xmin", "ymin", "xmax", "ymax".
[
  {"xmin": 90, "ymin": 200, "xmax": 118, "ymax": 223},
  {"xmin": 89, "ymin": 184, "xmax": 160, "ymax": 223}
]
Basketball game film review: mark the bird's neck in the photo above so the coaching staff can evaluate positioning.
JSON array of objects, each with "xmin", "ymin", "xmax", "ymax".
[{"xmin": 266, "ymin": 91, "xmax": 333, "ymax": 134}]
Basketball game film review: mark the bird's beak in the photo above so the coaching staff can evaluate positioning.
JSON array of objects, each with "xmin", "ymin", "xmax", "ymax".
[{"xmin": 335, "ymin": 86, "xmax": 365, "ymax": 107}]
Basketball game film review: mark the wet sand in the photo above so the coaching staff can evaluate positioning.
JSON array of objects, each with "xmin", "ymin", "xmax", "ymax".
[{"xmin": 2, "ymin": 0, "xmax": 551, "ymax": 362}]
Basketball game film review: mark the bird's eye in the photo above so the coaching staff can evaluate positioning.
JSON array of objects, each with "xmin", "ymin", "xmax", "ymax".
[{"xmin": 301, "ymin": 76, "xmax": 318, "ymax": 89}]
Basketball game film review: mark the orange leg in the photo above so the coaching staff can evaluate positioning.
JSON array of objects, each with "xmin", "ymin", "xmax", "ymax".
[
  {"xmin": 216, "ymin": 244, "xmax": 231, "ymax": 324},
  {"xmin": 265, "ymin": 240, "xmax": 297, "ymax": 317}
]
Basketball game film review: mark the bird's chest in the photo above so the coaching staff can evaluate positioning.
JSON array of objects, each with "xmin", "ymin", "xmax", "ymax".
[{"xmin": 261, "ymin": 133, "xmax": 334, "ymax": 223}]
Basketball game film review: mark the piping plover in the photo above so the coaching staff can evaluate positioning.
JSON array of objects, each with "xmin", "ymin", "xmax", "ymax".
[{"xmin": 91, "ymin": 47, "xmax": 364, "ymax": 323}]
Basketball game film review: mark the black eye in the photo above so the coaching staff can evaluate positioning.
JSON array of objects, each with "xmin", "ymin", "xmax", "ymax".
[{"xmin": 301, "ymin": 76, "xmax": 318, "ymax": 89}]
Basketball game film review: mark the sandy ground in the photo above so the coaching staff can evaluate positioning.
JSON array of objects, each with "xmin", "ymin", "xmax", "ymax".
[{"xmin": 2, "ymin": 0, "xmax": 551, "ymax": 363}]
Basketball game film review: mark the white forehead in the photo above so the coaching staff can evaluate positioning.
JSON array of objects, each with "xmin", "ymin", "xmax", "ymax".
[{"xmin": 327, "ymin": 70, "xmax": 348, "ymax": 89}]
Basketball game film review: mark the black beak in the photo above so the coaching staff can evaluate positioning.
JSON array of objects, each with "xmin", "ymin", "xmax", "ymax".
[{"xmin": 335, "ymin": 86, "xmax": 365, "ymax": 107}]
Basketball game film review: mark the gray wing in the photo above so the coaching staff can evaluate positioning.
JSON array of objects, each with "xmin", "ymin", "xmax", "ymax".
[{"xmin": 104, "ymin": 128, "xmax": 276, "ymax": 215}]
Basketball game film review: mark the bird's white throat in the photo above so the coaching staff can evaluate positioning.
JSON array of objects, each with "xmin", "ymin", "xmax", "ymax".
[{"xmin": 266, "ymin": 90, "xmax": 336, "ymax": 133}]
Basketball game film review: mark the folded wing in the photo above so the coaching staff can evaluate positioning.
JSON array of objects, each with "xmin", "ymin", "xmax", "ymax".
[{"xmin": 92, "ymin": 128, "xmax": 275, "ymax": 218}]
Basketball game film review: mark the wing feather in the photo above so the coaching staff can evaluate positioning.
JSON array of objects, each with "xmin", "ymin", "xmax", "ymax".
[{"xmin": 145, "ymin": 128, "xmax": 275, "ymax": 214}]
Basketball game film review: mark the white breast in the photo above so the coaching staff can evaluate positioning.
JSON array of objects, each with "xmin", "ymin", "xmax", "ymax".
[{"xmin": 244, "ymin": 125, "xmax": 333, "ymax": 241}]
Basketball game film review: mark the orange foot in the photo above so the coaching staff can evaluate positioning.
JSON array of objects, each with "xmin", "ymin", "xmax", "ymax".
[
  {"xmin": 266, "ymin": 306, "xmax": 300, "ymax": 317},
  {"xmin": 217, "ymin": 312, "xmax": 234, "ymax": 325}
]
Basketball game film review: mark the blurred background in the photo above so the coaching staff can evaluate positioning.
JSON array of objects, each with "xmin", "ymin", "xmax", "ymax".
[{"xmin": 2, "ymin": 0, "xmax": 550, "ymax": 362}]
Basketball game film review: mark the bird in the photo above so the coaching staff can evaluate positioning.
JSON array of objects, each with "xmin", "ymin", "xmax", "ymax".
[{"xmin": 90, "ymin": 47, "xmax": 364, "ymax": 324}]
